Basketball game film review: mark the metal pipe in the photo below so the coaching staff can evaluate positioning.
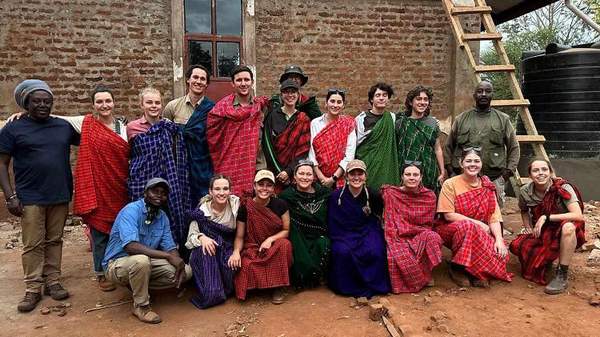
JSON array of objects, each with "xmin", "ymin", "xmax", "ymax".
[{"xmin": 564, "ymin": 0, "xmax": 600, "ymax": 34}]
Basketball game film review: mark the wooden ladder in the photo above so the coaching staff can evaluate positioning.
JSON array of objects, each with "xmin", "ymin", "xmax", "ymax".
[{"xmin": 441, "ymin": 0, "xmax": 550, "ymax": 193}]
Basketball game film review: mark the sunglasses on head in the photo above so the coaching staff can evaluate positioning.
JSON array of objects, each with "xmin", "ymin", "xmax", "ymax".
[
  {"xmin": 327, "ymin": 88, "xmax": 346, "ymax": 95},
  {"xmin": 404, "ymin": 160, "xmax": 422, "ymax": 167},
  {"xmin": 463, "ymin": 146, "xmax": 482, "ymax": 153}
]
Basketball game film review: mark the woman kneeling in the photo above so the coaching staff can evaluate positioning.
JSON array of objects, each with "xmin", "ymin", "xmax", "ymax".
[
  {"xmin": 229, "ymin": 170, "xmax": 293, "ymax": 304},
  {"xmin": 509, "ymin": 159, "xmax": 585, "ymax": 294},
  {"xmin": 436, "ymin": 148, "xmax": 511, "ymax": 287},
  {"xmin": 186, "ymin": 175, "xmax": 240, "ymax": 309},
  {"xmin": 279, "ymin": 160, "xmax": 331, "ymax": 288},
  {"xmin": 383, "ymin": 162, "xmax": 443, "ymax": 293},
  {"xmin": 328, "ymin": 159, "xmax": 391, "ymax": 298}
]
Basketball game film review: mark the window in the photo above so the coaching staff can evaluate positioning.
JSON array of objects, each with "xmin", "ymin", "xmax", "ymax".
[{"xmin": 185, "ymin": 0, "xmax": 242, "ymax": 79}]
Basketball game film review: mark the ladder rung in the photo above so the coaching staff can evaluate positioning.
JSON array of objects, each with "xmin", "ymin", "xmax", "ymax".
[
  {"xmin": 462, "ymin": 32, "xmax": 502, "ymax": 41},
  {"xmin": 516, "ymin": 135, "xmax": 546, "ymax": 143},
  {"xmin": 474, "ymin": 64, "xmax": 515, "ymax": 73},
  {"xmin": 451, "ymin": 6, "xmax": 492, "ymax": 15},
  {"xmin": 491, "ymin": 99, "xmax": 530, "ymax": 107}
]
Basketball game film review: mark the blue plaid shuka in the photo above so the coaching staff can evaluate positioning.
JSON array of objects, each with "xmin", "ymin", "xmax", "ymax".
[{"xmin": 128, "ymin": 119, "xmax": 191, "ymax": 249}]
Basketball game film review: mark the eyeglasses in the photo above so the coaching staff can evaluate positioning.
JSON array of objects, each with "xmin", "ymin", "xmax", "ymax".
[{"xmin": 404, "ymin": 160, "xmax": 422, "ymax": 167}]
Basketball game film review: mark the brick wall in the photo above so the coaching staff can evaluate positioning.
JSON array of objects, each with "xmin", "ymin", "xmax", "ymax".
[
  {"xmin": 254, "ymin": 0, "xmax": 457, "ymax": 120},
  {"xmin": 0, "ymin": 0, "xmax": 173, "ymax": 120}
]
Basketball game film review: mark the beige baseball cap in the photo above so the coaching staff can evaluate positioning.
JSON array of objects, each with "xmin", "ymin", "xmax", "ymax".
[
  {"xmin": 254, "ymin": 169, "xmax": 276, "ymax": 183},
  {"xmin": 346, "ymin": 159, "xmax": 367, "ymax": 173}
]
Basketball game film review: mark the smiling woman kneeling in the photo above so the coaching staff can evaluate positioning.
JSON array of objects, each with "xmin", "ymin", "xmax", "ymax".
[
  {"xmin": 327, "ymin": 159, "xmax": 391, "ymax": 298},
  {"xmin": 509, "ymin": 159, "xmax": 585, "ymax": 294},
  {"xmin": 436, "ymin": 148, "xmax": 512, "ymax": 287},
  {"xmin": 229, "ymin": 170, "xmax": 292, "ymax": 304}
]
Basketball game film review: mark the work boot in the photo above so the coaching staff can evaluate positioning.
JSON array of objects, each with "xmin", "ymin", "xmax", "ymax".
[
  {"xmin": 17, "ymin": 291, "xmax": 42, "ymax": 312},
  {"xmin": 271, "ymin": 288, "xmax": 286, "ymax": 305},
  {"xmin": 98, "ymin": 275, "xmax": 116, "ymax": 292},
  {"xmin": 44, "ymin": 283, "xmax": 69, "ymax": 300},
  {"xmin": 132, "ymin": 304, "xmax": 162, "ymax": 324},
  {"xmin": 544, "ymin": 268, "xmax": 568, "ymax": 295}
]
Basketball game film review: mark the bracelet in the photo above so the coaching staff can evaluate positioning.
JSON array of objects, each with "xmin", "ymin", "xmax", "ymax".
[{"xmin": 5, "ymin": 193, "xmax": 17, "ymax": 202}]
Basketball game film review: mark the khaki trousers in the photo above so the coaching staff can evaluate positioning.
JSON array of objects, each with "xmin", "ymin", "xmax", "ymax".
[
  {"xmin": 106, "ymin": 254, "xmax": 192, "ymax": 306},
  {"xmin": 21, "ymin": 203, "xmax": 69, "ymax": 293},
  {"xmin": 492, "ymin": 176, "xmax": 506, "ymax": 208}
]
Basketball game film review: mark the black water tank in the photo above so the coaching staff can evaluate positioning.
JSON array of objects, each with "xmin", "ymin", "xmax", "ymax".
[{"xmin": 522, "ymin": 48, "xmax": 600, "ymax": 159}]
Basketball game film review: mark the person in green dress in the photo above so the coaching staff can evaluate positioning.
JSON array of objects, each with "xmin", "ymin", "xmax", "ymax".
[
  {"xmin": 395, "ymin": 85, "xmax": 446, "ymax": 192},
  {"xmin": 355, "ymin": 82, "xmax": 400, "ymax": 189},
  {"xmin": 279, "ymin": 160, "xmax": 330, "ymax": 288}
]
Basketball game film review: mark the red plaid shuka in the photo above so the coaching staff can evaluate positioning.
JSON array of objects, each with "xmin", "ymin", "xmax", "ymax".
[
  {"xmin": 274, "ymin": 111, "xmax": 310, "ymax": 168},
  {"xmin": 312, "ymin": 115, "xmax": 355, "ymax": 188},
  {"xmin": 383, "ymin": 186, "xmax": 443, "ymax": 293},
  {"xmin": 234, "ymin": 199, "xmax": 293, "ymax": 300},
  {"xmin": 509, "ymin": 179, "xmax": 585, "ymax": 285},
  {"xmin": 73, "ymin": 115, "xmax": 130, "ymax": 234},
  {"xmin": 208, "ymin": 94, "xmax": 269, "ymax": 194},
  {"xmin": 435, "ymin": 176, "xmax": 512, "ymax": 281}
]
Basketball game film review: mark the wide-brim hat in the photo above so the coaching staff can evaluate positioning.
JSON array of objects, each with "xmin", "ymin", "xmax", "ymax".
[{"xmin": 279, "ymin": 65, "xmax": 308, "ymax": 86}]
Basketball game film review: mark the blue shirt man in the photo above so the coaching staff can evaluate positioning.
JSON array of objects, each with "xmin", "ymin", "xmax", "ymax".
[
  {"xmin": 102, "ymin": 198, "xmax": 176, "ymax": 270},
  {"xmin": 0, "ymin": 79, "xmax": 79, "ymax": 313},
  {"xmin": 103, "ymin": 177, "xmax": 191, "ymax": 324}
]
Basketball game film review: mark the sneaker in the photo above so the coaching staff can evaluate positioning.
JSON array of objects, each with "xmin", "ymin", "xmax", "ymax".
[
  {"xmin": 44, "ymin": 283, "xmax": 69, "ymax": 300},
  {"xmin": 271, "ymin": 288, "xmax": 286, "ymax": 305},
  {"xmin": 448, "ymin": 265, "xmax": 470, "ymax": 287},
  {"xmin": 98, "ymin": 276, "xmax": 116, "ymax": 292},
  {"xmin": 132, "ymin": 304, "xmax": 162, "ymax": 324},
  {"xmin": 544, "ymin": 269, "xmax": 568, "ymax": 295},
  {"xmin": 17, "ymin": 291, "xmax": 42, "ymax": 312}
]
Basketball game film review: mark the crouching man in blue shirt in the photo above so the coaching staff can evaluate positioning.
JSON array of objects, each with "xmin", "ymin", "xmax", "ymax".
[{"xmin": 103, "ymin": 177, "xmax": 192, "ymax": 324}]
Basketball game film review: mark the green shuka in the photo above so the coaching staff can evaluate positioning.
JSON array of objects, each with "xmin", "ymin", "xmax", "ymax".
[
  {"xmin": 279, "ymin": 184, "xmax": 330, "ymax": 288},
  {"xmin": 355, "ymin": 111, "xmax": 400, "ymax": 190},
  {"xmin": 395, "ymin": 115, "xmax": 440, "ymax": 192}
]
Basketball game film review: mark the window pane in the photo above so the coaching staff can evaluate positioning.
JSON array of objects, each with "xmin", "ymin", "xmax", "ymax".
[
  {"xmin": 185, "ymin": 0, "xmax": 211, "ymax": 33},
  {"xmin": 189, "ymin": 41, "xmax": 212, "ymax": 74},
  {"xmin": 216, "ymin": 0, "xmax": 241, "ymax": 35},
  {"xmin": 217, "ymin": 42, "xmax": 240, "ymax": 78}
]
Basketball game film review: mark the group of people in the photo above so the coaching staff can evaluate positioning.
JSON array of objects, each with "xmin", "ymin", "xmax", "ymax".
[{"xmin": 0, "ymin": 64, "xmax": 585, "ymax": 324}]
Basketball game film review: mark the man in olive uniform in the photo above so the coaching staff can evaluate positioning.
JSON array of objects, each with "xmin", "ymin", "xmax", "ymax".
[{"xmin": 444, "ymin": 80, "xmax": 520, "ymax": 207}]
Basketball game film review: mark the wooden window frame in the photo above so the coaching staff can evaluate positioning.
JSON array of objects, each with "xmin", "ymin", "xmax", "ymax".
[{"xmin": 183, "ymin": 0, "xmax": 244, "ymax": 81}]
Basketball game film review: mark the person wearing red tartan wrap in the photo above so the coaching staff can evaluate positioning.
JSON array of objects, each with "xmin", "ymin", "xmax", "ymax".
[
  {"xmin": 72, "ymin": 85, "xmax": 129, "ymax": 292},
  {"xmin": 436, "ymin": 148, "xmax": 512, "ymax": 288},
  {"xmin": 383, "ymin": 162, "xmax": 443, "ymax": 293},
  {"xmin": 509, "ymin": 159, "xmax": 585, "ymax": 294},
  {"xmin": 207, "ymin": 65, "xmax": 269, "ymax": 195},
  {"xmin": 228, "ymin": 170, "xmax": 292, "ymax": 304},
  {"xmin": 262, "ymin": 79, "xmax": 312, "ymax": 192},
  {"xmin": 308, "ymin": 88, "xmax": 357, "ymax": 189}
]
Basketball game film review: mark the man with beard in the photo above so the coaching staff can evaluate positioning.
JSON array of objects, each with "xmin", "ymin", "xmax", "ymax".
[
  {"xmin": 103, "ymin": 178, "xmax": 192, "ymax": 324},
  {"xmin": 0, "ymin": 79, "xmax": 80, "ymax": 312},
  {"xmin": 444, "ymin": 81, "xmax": 519, "ymax": 206}
]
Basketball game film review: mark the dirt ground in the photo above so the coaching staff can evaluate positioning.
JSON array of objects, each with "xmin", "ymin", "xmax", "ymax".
[{"xmin": 1, "ymin": 198, "xmax": 600, "ymax": 337}]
